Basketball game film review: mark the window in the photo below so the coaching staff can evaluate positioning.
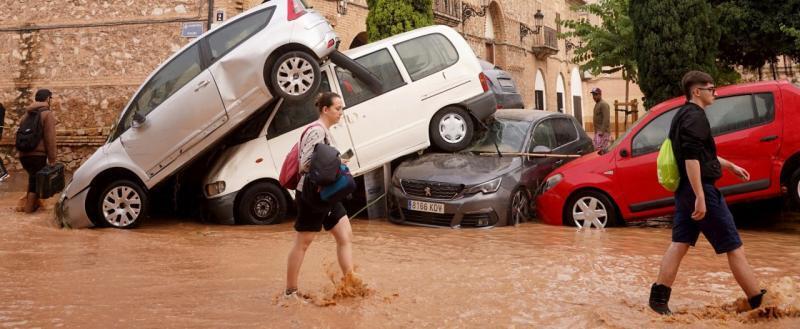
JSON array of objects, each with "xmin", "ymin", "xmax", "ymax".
[
  {"xmin": 553, "ymin": 118, "xmax": 578, "ymax": 146},
  {"xmin": 335, "ymin": 49, "xmax": 404, "ymax": 107},
  {"xmin": 268, "ymin": 72, "xmax": 331, "ymax": 138},
  {"xmin": 530, "ymin": 119, "xmax": 558, "ymax": 150},
  {"xmin": 207, "ymin": 8, "xmax": 274, "ymax": 62},
  {"xmin": 468, "ymin": 119, "xmax": 531, "ymax": 153},
  {"xmin": 395, "ymin": 33, "xmax": 459, "ymax": 81},
  {"xmin": 556, "ymin": 92, "xmax": 564, "ymax": 113},
  {"xmin": 631, "ymin": 109, "xmax": 678, "ymax": 156},
  {"xmin": 706, "ymin": 93, "xmax": 774, "ymax": 136},
  {"xmin": 118, "ymin": 44, "xmax": 203, "ymax": 136},
  {"xmin": 534, "ymin": 90, "xmax": 544, "ymax": 110}
]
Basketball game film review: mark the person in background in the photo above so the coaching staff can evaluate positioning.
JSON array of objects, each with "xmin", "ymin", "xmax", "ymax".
[
  {"xmin": 591, "ymin": 87, "xmax": 611, "ymax": 150},
  {"xmin": 16, "ymin": 89, "xmax": 57, "ymax": 213}
]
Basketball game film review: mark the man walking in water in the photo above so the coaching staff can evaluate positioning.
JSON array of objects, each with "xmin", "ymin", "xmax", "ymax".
[{"xmin": 648, "ymin": 71, "xmax": 766, "ymax": 315}]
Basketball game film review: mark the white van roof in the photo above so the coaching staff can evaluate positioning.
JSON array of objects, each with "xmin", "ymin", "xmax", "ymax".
[{"xmin": 342, "ymin": 25, "xmax": 460, "ymax": 58}]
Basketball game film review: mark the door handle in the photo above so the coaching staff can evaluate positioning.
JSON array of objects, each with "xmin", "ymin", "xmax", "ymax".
[
  {"xmin": 760, "ymin": 135, "xmax": 778, "ymax": 142},
  {"xmin": 194, "ymin": 80, "xmax": 210, "ymax": 92}
]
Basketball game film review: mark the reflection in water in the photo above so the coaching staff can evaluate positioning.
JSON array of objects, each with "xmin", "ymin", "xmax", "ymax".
[{"xmin": 1, "ymin": 193, "xmax": 799, "ymax": 328}]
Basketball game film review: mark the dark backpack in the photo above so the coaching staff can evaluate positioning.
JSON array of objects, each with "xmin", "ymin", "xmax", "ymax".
[
  {"xmin": 15, "ymin": 108, "xmax": 47, "ymax": 152},
  {"xmin": 307, "ymin": 143, "xmax": 342, "ymax": 187}
]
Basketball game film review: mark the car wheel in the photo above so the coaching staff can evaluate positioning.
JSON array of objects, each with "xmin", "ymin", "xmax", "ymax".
[
  {"xmin": 430, "ymin": 106, "xmax": 474, "ymax": 152},
  {"xmin": 96, "ymin": 180, "xmax": 147, "ymax": 229},
  {"xmin": 269, "ymin": 51, "xmax": 321, "ymax": 102},
  {"xmin": 509, "ymin": 188, "xmax": 531, "ymax": 226},
  {"xmin": 790, "ymin": 168, "xmax": 800, "ymax": 207},
  {"xmin": 237, "ymin": 182, "xmax": 287, "ymax": 225},
  {"xmin": 564, "ymin": 190, "xmax": 618, "ymax": 228}
]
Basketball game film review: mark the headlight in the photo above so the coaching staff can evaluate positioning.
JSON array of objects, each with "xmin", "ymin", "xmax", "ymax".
[
  {"xmin": 205, "ymin": 181, "xmax": 226, "ymax": 197},
  {"xmin": 542, "ymin": 174, "xmax": 563, "ymax": 193},
  {"xmin": 392, "ymin": 175, "xmax": 402, "ymax": 187},
  {"xmin": 464, "ymin": 178, "xmax": 502, "ymax": 195}
]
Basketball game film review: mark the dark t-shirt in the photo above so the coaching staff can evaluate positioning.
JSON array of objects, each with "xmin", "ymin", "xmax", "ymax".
[{"xmin": 668, "ymin": 102, "xmax": 722, "ymax": 183}]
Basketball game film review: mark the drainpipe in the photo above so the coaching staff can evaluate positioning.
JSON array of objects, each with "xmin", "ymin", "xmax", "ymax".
[{"xmin": 207, "ymin": 0, "xmax": 215, "ymax": 30}]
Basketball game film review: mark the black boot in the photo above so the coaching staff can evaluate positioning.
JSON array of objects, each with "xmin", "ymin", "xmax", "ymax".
[
  {"xmin": 649, "ymin": 283, "xmax": 672, "ymax": 315},
  {"xmin": 748, "ymin": 289, "xmax": 767, "ymax": 309}
]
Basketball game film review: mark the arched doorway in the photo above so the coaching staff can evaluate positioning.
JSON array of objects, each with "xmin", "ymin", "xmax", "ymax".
[
  {"xmin": 484, "ymin": 8, "xmax": 495, "ymax": 63},
  {"xmin": 486, "ymin": 1, "xmax": 506, "ymax": 67},
  {"xmin": 534, "ymin": 69, "xmax": 547, "ymax": 111},
  {"xmin": 349, "ymin": 31, "xmax": 368, "ymax": 49},
  {"xmin": 556, "ymin": 74, "xmax": 566, "ymax": 113},
  {"xmin": 570, "ymin": 67, "xmax": 584, "ymax": 125}
]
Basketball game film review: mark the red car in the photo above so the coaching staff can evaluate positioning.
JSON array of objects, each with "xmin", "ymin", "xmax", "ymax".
[{"xmin": 536, "ymin": 80, "xmax": 800, "ymax": 227}]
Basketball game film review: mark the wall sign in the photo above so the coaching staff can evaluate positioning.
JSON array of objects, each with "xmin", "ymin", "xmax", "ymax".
[
  {"xmin": 181, "ymin": 22, "xmax": 204, "ymax": 38},
  {"xmin": 215, "ymin": 9, "xmax": 226, "ymax": 22}
]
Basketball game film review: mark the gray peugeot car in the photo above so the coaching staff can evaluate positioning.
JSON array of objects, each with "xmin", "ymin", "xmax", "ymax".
[{"xmin": 389, "ymin": 110, "xmax": 593, "ymax": 228}]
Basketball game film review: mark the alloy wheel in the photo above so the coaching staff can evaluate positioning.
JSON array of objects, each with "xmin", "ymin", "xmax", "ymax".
[
  {"xmin": 102, "ymin": 186, "xmax": 142, "ymax": 227},
  {"xmin": 572, "ymin": 196, "xmax": 608, "ymax": 228},
  {"xmin": 276, "ymin": 56, "xmax": 315, "ymax": 96}
]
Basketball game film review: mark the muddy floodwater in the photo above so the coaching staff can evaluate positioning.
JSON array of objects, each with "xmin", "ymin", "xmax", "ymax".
[{"xmin": 1, "ymin": 179, "xmax": 800, "ymax": 328}]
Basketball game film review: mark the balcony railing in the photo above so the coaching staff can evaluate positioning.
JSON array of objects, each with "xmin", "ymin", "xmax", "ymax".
[
  {"xmin": 532, "ymin": 26, "xmax": 559, "ymax": 58},
  {"xmin": 434, "ymin": 0, "xmax": 462, "ymax": 27}
]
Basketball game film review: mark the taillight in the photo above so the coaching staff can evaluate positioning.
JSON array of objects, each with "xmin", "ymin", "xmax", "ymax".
[
  {"xmin": 479, "ymin": 72, "xmax": 490, "ymax": 92},
  {"xmin": 287, "ymin": 0, "xmax": 307, "ymax": 21}
]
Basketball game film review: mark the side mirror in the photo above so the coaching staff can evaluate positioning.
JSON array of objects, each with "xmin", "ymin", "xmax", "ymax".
[
  {"xmin": 619, "ymin": 149, "xmax": 629, "ymax": 158},
  {"xmin": 132, "ymin": 112, "xmax": 146, "ymax": 128},
  {"xmin": 532, "ymin": 145, "xmax": 552, "ymax": 154}
]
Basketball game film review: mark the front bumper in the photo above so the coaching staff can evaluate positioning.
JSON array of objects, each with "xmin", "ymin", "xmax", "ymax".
[
  {"xmin": 55, "ymin": 187, "xmax": 94, "ymax": 229},
  {"xmin": 535, "ymin": 187, "xmax": 568, "ymax": 226},
  {"xmin": 460, "ymin": 91, "xmax": 498, "ymax": 121},
  {"xmin": 205, "ymin": 191, "xmax": 238, "ymax": 225},
  {"xmin": 388, "ymin": 185, "xmax": 510, "ymax": 228}
]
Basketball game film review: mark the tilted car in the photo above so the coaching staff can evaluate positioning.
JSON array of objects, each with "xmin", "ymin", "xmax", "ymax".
[
  {"xmin": 479, "ymin": 60, "xmax": 525, "ymax": 109},
  {"xmin": 389, "ymin": 110, "xmax": 593, "ymax": 228},
  {"xmin": 202, "ymin": 25, "xmax": 498, "ymax": 225},
  {"xmin": 537, "ymin": 80, "xmax": 800, "ymax": 228},
  {"xmin": 55, "ymin": 0, "xmax": 353, "ymax": 228}
]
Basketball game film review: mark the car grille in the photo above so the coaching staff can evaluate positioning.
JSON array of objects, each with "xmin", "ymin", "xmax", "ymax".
[
  {"xmin": 401, "ymin": 179, "xmax": 463, "ymax": 199},
  {"xmin": 400, "ymin": 209, "xmax": 496, "ymax": 227}
]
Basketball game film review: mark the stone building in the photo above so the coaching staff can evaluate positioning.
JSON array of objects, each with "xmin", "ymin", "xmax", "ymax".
[{"xmin": 0, "ymin": 0, "xmax": 644, "ymax": 171}]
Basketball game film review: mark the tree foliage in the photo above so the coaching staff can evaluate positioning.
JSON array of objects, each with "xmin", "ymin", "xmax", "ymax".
[
  {"xmin": 559, "ymin": 0, "xmax": 637, "ymax": 83},
  {"xmin": 629, "ymin": 0, "xmax": 721, "ymax": 108},
  {"xmin": 366, "ymin": 0, "xmax": 433, "ymax": 42}
]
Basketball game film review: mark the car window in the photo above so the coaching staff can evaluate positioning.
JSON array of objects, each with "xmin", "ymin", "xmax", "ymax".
[
  {"xmin": 706, "ymin": 93, "xmax": 774, "ymax": 136},
  {"xmin": 207, "ymin": 8, "xmax": 274, "ymax": 63},
  {"xmin": 267, "ymin": 72, "xmax": 331, "ymax": 138},
  {"xmin": 552, "ymin": 118, "xmax": 578, "ymax": 147},
  {"xmin": 468, "ymin": 119, "xmax": 531, "ymax": 153},
  {"xmin": 395, "ymin": 33, "xmax": 459, "ymax": 81},
  {"xmin": 335, "ymin": 49, "xmax": 404, "ymax": 107},
  {"xmin": 530, "ymin": 119, "xmax": 558, "ymax": 150},
  {"xmin": 631, "ymin": 108, "xmax": 678, "ymax": 156}
]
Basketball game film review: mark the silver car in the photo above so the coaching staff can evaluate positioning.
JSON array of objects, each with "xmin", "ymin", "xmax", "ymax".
[
  {"xmin": 480, "ymin": 60, "xmax": 524, "ymax": 109},
  {"xmin": 56, "ymin": 0, "xmax": 341, "ymax": 228}
]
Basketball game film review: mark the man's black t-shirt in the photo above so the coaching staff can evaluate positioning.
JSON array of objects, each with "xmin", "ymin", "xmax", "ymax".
[{"xmin": 668, "ymin": 102, "xmax": 722, "ymax": 183}]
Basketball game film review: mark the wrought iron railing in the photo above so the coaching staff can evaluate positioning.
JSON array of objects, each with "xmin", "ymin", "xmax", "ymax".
[{"xmin": 434, "ymin": 0, "xmax": 462, "ymax": 26}]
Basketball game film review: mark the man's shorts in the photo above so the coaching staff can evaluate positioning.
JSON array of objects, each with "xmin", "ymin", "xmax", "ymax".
[
  {"xmin": 673, "ymin": 181, "xmax": 743, "ymax": 254},
  {"xmin": 294, "ymin": 191, "xmax": 346, "ymax": 232}
]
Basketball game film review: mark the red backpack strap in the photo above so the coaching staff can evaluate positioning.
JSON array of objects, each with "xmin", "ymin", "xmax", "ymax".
[{"xmin": 298, "ymin": 122, "xmax": 323, "ymax": 147}]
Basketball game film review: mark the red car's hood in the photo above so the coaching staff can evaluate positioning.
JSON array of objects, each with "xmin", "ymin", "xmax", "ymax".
[{"xmin": 550, "ymin": 150, "xmax": 614, "ymax": 176}]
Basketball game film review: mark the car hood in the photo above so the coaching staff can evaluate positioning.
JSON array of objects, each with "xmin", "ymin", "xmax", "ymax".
[
  {"xmin": 395, "ymin": 153, "xmax": 521, "ymax": 184},
  {"xmin": 551, "ymin": 150, "xmax": 613, "ymax": 176}
]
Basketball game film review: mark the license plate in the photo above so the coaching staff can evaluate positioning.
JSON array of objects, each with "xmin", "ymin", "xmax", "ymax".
[{"xmin": 408, "ymin": 200, "xmax": 445, "ymax": 214}]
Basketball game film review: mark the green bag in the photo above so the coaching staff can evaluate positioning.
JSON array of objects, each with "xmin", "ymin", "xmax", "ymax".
[{"xmin": 657, "ymin": 138, "xmax": 679, "ymax": 192}]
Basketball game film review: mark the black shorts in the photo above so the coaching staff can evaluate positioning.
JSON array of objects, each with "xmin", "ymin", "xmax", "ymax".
[
  {"xmin": 294, "ymin": 191, "xmax": 347, "ymax": 232},
  {"xmin": 672, "ymin": 182, "xmax": 742, "ymax": 254},
  {"xmin": 20, "ymin": 156, "xmax": 47, "ymax": 194}
]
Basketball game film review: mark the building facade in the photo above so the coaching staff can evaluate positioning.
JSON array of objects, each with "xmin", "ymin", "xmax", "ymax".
[{"xmin": 0, "ymin": 0, "xmax": 644, "ymax": 170}]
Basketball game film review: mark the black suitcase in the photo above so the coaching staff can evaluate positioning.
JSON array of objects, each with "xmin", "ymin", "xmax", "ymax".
[{"xmin": 36, "ymin": 163, "xmax": 65, "ymax": 199}]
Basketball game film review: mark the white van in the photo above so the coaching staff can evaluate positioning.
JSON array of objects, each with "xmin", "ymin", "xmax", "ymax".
[{"xmin": 204, "ymin": 25, "xmax": 497, "ymax": 225}]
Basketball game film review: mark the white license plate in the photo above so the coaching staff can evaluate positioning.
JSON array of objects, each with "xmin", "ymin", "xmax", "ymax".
[{"xmin": 408, "ymin": 200, "xmax": 445, "ymax": 214}]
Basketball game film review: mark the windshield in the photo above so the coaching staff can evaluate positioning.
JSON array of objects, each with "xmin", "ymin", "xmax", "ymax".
[
  {"xmin": 602, "ymin": 109, "xmax": 656, "ymax": 154},
  {"xmin": 468, "ymin": 119, "xmax": 532, "ymax": 153}
]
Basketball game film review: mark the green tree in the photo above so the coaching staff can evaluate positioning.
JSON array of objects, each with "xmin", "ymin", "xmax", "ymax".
[
  {"xmin": 629, "ymin": 0, "xmax": 721, "ymax": 108},
  {"xmin": 366, "ymin": 0, "xmax": 433, "ymax": 42},
  {"xmin": 559, "ymin": 0, "xmax": 637, "ymax": 110}
]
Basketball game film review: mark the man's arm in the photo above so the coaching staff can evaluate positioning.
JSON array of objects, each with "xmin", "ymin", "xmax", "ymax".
[
  {"xmin": 685, "ymin": 159, "xmax": 706, "ymax": 220},
  {"xmin": 43, "ymin": 111, "xmax": 57, "ymax": 164},
  {"xmin": 718, "ymin": 156, "xmax": 750, "ymax": 181}
]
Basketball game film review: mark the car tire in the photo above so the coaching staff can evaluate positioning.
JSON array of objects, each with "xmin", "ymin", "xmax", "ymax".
[
  {"xmin": 237, "ymin": 182, "xmax": 287, "ymax": 225},
  {"xmin": 268, "ymin": 51, "xmax": 321, "ymax": 102},
  {"xmin": 508, "ymin": 187, "xmax": 531, "ymax": 226},
  {"xmin": 329, "ymin": 50, "xmax": 383, "ymax": 94},
  {"xmin": 430, "ymin": 106, "xmax": 474, "ymax": 152},
  {"xmin": 790, "ymin": 168, "xmax": 800, "ymax": 207},
  {"xmin": 95, "ymin": 179, "xmax": 148, "ymax": 229},
  {"xmin": 563, "ymin": 190, "xmax": 619, "ymax": 228}
]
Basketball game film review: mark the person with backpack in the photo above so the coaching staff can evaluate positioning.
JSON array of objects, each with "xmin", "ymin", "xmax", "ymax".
[
  {"xmin": 648, "ymin": 71, "xmax": 766, "ymax": 315},
  {"xmin": 284, "ymin": 92, "xmax": 357, "ymax": 301},
  {"xmin": 15, "ymin": 89, "xmax": 57, "ymax": 213}
]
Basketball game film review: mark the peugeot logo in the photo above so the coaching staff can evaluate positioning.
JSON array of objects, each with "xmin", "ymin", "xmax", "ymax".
[{"xmin": 424, "ymin": 186, "xmax": 432, "ymax": 197}]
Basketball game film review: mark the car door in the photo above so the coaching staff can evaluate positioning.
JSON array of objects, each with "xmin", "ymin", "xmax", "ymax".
[
  {"xmin": 120, "ymin": 43, "xmax": 227, "ymax": 179},
  {"xmin": 705, "ymin": 92, "xmax": 780, "ymax": 193},
  {"xmin": 265, "ymin": 70, "xmax": 357, "ymax": 173},
  {"xmin": 331, "ymin": 48, "xmax": 408, "ymax": 172},
  {"xmin": 615, "ymin": 108, "xmax": 679, "ymax": 213},
  {"xmin": 521, "ymin": 118, "xmax": 572, "ymax": 193}
]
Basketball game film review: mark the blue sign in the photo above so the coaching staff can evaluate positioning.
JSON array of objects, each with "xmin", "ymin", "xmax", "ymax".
[{"xmin": 181, "ymin": 22, "xmax": 205, "ymax": 38}]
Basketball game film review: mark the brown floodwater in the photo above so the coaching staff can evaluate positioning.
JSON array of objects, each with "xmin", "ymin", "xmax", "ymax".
[{"xmin": 1, "ymin": 175, "xmax": 800, "ymax": 328}]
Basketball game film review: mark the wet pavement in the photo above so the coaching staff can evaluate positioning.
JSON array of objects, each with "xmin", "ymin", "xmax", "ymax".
[{"xmin": 1, "ymin": 173, "xmax": 800, "ymax": 328}]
